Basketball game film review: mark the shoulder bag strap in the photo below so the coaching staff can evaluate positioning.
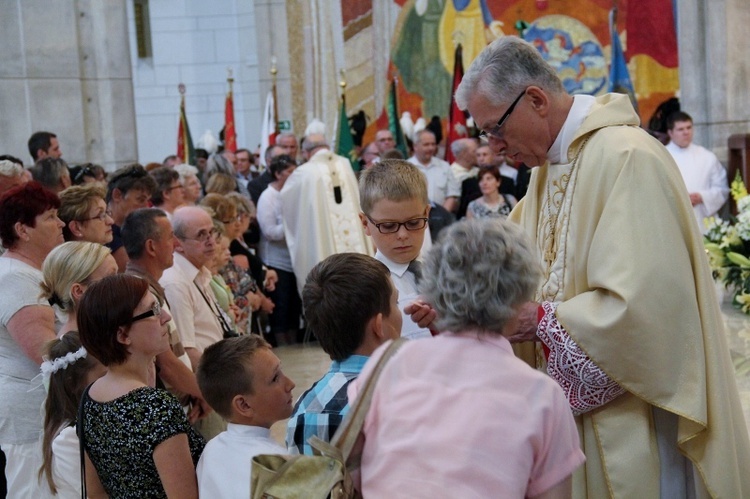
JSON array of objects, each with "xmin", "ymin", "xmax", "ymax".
[
  {"xmin": 77, "ymin": 383, "xmax": 93, "ymax": 499},
  {"xmin": 330, "ymin": 337, "xmax": 407, "ymax": 461}
]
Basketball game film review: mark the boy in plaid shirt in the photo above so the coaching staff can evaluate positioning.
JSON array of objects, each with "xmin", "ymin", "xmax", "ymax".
[{"xmin": 285, "ymin": 253, "xmax": 402, "ymax": 455}]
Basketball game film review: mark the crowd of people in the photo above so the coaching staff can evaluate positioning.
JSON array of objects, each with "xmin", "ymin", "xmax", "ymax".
[{"xmin": 0, "ymin": 35, "xmax": 748, "ymax": 498}]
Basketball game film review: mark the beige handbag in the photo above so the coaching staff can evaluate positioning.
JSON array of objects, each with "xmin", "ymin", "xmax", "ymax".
[{"xmin": 250, "ymin": 338, "xmax": 406, "ymax": 499}]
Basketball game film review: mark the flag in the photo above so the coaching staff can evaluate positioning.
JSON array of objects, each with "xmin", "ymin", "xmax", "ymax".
[
  {"xmin": 176, "ymin": 94, "xmax": 195, "ymax": 165},
  {"xmin": 625, "ymin": 0, "xmax": 678, "ymax": 69},
  {"xmin": 387, "ymin": 77, "xmax": 408, "ymax": 157},
  {"xmin": 608, "ymin": 8, "xmax": 639, "ymax": 114},
  {"xmin": 335, "ymin": 96, "xmax": 357, "ymax": 171},
  {"xmin": 625, "ymin": 0, "xmax": 679, "ymax": 103},
  {"xmin": 259, "ymin": 91, "xmax": 277, "ymax": 168},
  {"xmin": 445, "ymin": 43, "xmax": 468, "ymax": 164},
  {"xmin": 224, "ymin": 86, "xmax": 237, "ymax": 153}
]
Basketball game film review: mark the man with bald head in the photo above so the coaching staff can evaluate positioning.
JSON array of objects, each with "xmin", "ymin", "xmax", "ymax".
[
  {"xmin": 457, "ymin": 35, "xmax": 750, "ymax": 497},
  {"xmin": 280, "ymin": 132, "xmax": 371, "ymax": 294}
]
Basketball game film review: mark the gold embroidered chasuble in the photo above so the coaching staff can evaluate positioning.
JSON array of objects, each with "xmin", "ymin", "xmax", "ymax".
[{"xmin": 509, "ymin": 94, "xmax": 750, "ymax": 498}]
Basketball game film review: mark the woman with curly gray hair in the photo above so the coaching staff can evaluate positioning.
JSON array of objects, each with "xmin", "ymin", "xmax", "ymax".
[{"xmin": 348, "ymin": 218, "xmax": 585, "ymax": 498}]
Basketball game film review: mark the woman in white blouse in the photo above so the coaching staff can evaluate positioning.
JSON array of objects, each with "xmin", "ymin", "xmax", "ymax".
[{"xmin": 255, "ymin": 155, "xmax": 300, "ymax": 345}]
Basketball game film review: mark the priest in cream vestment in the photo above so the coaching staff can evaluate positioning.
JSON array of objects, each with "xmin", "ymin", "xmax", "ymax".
[
  {"xmin": 457, "ymin": 36, "xmax": 750, "ymax": 498},
  {"xmin": 280, "ymin": 135, "xmax": 373, "ymax": 295}
]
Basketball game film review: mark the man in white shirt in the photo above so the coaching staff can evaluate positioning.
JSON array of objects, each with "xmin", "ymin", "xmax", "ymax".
[
  {"xmin": 666, "ymin": 111, "xmax": 729, "ymax": 232},
  {"xmin": 408, "ymin": 129, "xmax": 460, "ymax": 213},
  {"xmin": 449, "ymin": 138, "xmax": 479, "ymax": 183},
  {"xmin": 160, "ymin": 206, "xmax": 225, "ymax": 370},
  {"xmin": 160, "ymin": 206, "xmax": 228, "ymax": 439}
]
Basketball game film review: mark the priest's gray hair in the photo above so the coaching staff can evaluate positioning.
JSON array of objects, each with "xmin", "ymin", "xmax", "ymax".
[
  {"xmin": 420, "ymin": 218, "xmax": 541, "ymax": 334},
  {"xmin": 455, "ymin": 36, "xmax": 565, "ymax": 110}
]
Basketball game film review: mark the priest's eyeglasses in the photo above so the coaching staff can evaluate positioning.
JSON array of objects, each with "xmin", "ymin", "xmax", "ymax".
[
  {"xmin": 478, "ymin": 89, "xmax": 527, "ymax": 140},
  {"xmin": 131, "ymin": 300, "xmax": 162, "ymax": 323},
  {"xmin": 366, "ymin": 216, "xmax": 429, "ymax": 234}
]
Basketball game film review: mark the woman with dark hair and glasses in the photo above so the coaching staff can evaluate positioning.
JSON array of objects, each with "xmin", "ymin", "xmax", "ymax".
[
  {"xmin": 105, "ymin": 163, "xmax": 157, "ymax": 272},
  {"xmin": 58, "ymin": 184, "xmax": 114, "ymax": 244},
  {"xmin": 256, "ymin": 154, "xmax": 300, "ymax": 345},
  {"xmin": 78, "ymin": 274, "xmax": 205, "ymax": 498}
]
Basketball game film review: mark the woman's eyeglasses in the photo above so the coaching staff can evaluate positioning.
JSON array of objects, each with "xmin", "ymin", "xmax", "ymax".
[{"xmin": 131, "ymin": 300, "xmax": 162, "ymax": 323}]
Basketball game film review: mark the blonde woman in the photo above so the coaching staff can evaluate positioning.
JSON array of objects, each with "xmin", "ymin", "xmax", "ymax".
[
  {"xmin": 204, "ymin": 172, "xmax": 238, "ymax": 196},
  {"xmin": 40, "ymin": 241, "xmax": 118, "ymax": 337},
  {"xmin": 37, "ymin": 242, "xmax": 116, "ymax": 498},
  {"xmin": 58, "ymin": 184, "xmax": 114, "ymax": 245}
]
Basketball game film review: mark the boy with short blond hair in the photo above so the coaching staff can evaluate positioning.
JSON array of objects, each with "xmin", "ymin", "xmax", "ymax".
[
  {"xmin": 358, "ymin": 159, "xmax": 436, "ymax": 339},
  {"xmin": 195, "ymin": 335, "xmax": 295, "ymax": 498},
  {"xmin": 286, "ymin": 253, "xmax": 402, "ymax": 455}
]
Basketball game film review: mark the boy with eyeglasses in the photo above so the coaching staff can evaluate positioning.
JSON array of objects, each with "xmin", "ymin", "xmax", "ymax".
[{"xmin": 359, "ymin": 160, "xmax": 437, "ymax": 339}]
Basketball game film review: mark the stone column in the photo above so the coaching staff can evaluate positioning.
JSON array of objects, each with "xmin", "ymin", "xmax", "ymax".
[
  {"xmin": 0, "ymin": 0, "xmax": 136, "ymax": 170},
  {"xmin": 677, "ymin": 0, "xmax": 750, "ymax": 163}
]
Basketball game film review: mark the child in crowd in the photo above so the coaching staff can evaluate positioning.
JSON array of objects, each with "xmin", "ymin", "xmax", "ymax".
[
  {"xmin": 286, "ymin": 253, "xmax": 401, "ymax": 455},
  {"xmin": 359, "ymin": 160, "xmax": 436, "ymax": 339},
  {"xmin": 195, "ymin": 335, "xmax": 295, "ymax": 498},
  {"xmin": 39, "ymin": 332, "xmax": 106, "ymax": 498}
]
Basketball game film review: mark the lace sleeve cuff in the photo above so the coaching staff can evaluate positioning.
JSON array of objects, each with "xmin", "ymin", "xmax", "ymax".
[{"xmin": 537, "ymin": 301, "xmax": 626, "ymax": 415}]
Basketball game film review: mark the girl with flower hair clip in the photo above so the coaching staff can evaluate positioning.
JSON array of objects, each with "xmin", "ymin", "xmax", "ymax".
[
  {"xmin": 37, "ymin": 241, "xmax": 117, "ymax": 496},
  {"xmin": 39, "ymin": 331, "xmax": 105, "ymax": 497}
]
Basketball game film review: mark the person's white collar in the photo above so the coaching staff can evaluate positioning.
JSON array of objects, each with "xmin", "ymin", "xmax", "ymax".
[
  {"xmin": 547, "ymin": 94, "xmax": 596, "ymax": 165},
  {"xmin": 374, "ymin": 250, "xmax": 410, "ymax": 278}
]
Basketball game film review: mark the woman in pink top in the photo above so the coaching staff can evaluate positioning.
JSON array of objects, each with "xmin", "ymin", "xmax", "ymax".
[{"xmin": 349, "ymin": 219, "xmax": 585, "ymax": 498}]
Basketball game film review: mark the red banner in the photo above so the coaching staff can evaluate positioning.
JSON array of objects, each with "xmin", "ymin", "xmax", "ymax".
[{"xmin": 224, "ymin": 90, "xmax": 237, "ymax": 153}]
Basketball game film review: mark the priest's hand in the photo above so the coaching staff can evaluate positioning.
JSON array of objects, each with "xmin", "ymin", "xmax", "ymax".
[
  {"xmin": 507, "ymin": 301, "xmax": 541, "ymax": 343},
  {"xmin": 404, "ymin": 299, "xmax": 437, "ymax": 330},
  {"xmin": 689, "ymin": 192, "xmax": 703, "ymax": 206}
]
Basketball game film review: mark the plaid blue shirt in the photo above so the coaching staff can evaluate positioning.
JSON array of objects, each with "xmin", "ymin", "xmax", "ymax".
[{"xmin": 285, "ymin": 355, "xmax": 368, "ymax": 455}]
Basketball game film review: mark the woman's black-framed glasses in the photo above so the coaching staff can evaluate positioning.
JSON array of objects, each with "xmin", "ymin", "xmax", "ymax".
[{"xmin": 131, "ymin": 300, "xmax": 162, "ymax": 323}]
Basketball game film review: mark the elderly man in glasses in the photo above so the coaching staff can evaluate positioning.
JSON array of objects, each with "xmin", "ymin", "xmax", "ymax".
[
  {"xmin": 160, "ymin": 206, "xmax": 228, "ymax": 440},
  {"xmin": 456, "ymin": 36, "xmax": 750, "ymax": 498}
]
